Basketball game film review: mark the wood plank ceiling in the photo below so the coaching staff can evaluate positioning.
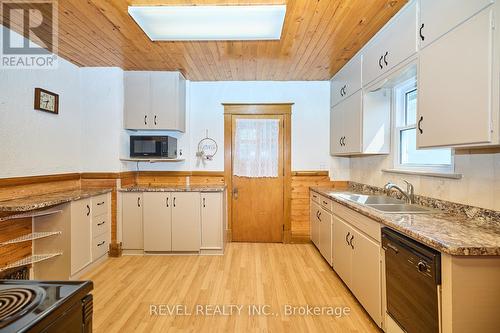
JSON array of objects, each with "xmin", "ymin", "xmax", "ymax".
[{"xmin": 1, "ymin": 0, "xmax": 407, "ymax": 81}]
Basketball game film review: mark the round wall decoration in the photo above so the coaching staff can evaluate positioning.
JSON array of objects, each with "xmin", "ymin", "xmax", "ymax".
[{"xmin": 196, "ymin": 136, "xmax": 218, "ymax": 161}]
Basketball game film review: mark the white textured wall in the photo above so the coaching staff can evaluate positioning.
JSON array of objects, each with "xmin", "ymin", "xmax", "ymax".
[
  {"xmin": 348, "ymin": 153, "xmax": 500, "ymax": 211},
  {"xmin": 0, "ymin": 27, "xmax": 125, "ymax": 177},
  {"xmin": 127, "ymin": 81, "xmax": 331, "ymax": 172},
  {"xmin": 0, "ymin": 51, "xmax": 82, "ymax": 177},
  {"xmin": 80, "ymin": 67, "xmax": 124, "ymax": 172}
]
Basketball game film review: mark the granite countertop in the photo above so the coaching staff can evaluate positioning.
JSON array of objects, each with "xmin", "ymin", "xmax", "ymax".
[
  {"xmin": 119, "ymin": 185, "xmax": 226, "ymax": 193},
  {"xmin": 0, "ymin": 188, "xmax": 113, "ymax": 213},
  {"xmin": 311, "ymin": 187, "xmax": 500, "ymax": 256}
]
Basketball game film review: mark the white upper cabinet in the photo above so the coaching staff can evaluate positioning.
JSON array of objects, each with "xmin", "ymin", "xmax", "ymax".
[
  {"xmin": 417, "ymin": 6, "xmax": 496, "ymax": 147},
  {"xmin": 362, "ymin": 1, "xmax": 417, "ymax": 86},
  {"xmin": 124, "ymin": 71, "xmax": 186, "ymax": 132},
  {"xmin": 331, "ymin": 53, "xmax": 362, "ymax": 106},
  {"xmin": 124, "ymin": 72, "xmax": 151, "ymax": 129},
  {"xmin": 419, "ymin": 0, "xmax": 494, "ymax": 49},
  {"xmin": 330, "ymin": 90, "xmax": 362, "ymax": 155},
  {"xmin": 330, "ymin": 89, "xmax": 390, "ymax": 156}
]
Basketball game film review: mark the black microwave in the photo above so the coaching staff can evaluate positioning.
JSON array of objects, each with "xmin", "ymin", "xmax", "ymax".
[{"xmin": 130, "ymin": 136, "xmax": 177, "ymax": 158}]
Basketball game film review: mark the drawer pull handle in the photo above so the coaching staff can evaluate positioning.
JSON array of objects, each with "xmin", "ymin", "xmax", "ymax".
[
  {"xmin": 323, "ymin": 201, "xmax": 328, "ymax": 205},
  {"xmin": 345, "ymin": 232, "xmax": 350, "ymax": 246},
  {"xmin": 97, "ymin": 221, "xmax": 106, "ymax": 226},
  {"xmin": 97, "ymin": 201, "xmax": 105, "ymax": 206},
  {"xmin": 86, "ymin": 205, "xmax": 90, "ymax": 216},
  {"xmin": 97, "ymin": 241, "xmax": 106, "ymax": 247}
]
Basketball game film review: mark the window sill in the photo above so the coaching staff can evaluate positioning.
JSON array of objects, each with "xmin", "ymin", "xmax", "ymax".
[{"xmin": 382, "ymin": 168, "xmax": 462, "ymax": 180}]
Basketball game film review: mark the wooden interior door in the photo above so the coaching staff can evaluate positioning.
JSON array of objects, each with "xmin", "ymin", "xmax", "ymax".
[{"xmin": 232, "ymin": 114, "xmax": 284, "ymax": 243}]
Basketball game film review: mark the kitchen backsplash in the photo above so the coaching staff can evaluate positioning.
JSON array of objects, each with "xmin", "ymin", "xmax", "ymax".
[{"xmin": 347, "ymin": 153, "xmax": 500, "ymax": 212}]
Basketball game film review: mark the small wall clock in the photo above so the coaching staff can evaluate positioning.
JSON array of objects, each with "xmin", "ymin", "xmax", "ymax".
[{"xmin": 34, "ymin": 88, "xmax": 59, "ymax": 114}]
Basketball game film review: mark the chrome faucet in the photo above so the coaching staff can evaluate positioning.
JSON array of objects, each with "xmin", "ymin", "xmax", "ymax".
[{"xmin": 384, "ymin": 180, "xmax": 415, "ymax": 204}]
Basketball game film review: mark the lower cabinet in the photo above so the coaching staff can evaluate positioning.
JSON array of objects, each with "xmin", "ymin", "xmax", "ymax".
[
  {"xmin": 143, "ymin": 192, "xmax": 172, "ymax": 252},
  {"xmin": 121, "ymin": 190, "xmax": 224, "ymax": 254},
  {"xmin": 171, "ymin": 192, "xmax": 201, "ymax": 252},
  {"xmin": 70, "ymin": 198, "xmax": 92, "ymax": 276},
  {"xmin": 333, "ymin": 215, "xmax": 353, "ymax": 285},
  {"xmin": 310, "ymin": 200, "xmax": 321, "ymax": 248},
  {"xmin": 333, "ymin": 213, "xmax": 382, "ymax": 326},
  {"xmin": 70, "ymin": 193, "xmax": 111, "ymax": 277},
  {"xmin": 201, "ymin": 193, "xmax": 223, "ymax": 251},
  {"xmin": 319, "ymin": 206, "xmax": 333, "ymax": 266},
  {"xmin": 122, "ymin": 193, "xmax": 144, "ymax": 250}
]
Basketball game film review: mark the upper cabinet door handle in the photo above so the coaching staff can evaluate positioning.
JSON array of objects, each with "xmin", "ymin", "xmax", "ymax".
[
  {"xmin": 383, "ymin": 51, "xmax": 388, "ymax": 66},
  {"xmin": 379, "ymin": 56, "xmax": 383, "ymax": 69},
  {"xmin": 418, "ymin": 116, "xmax": 424, "ymax": 134},
  {"xmin": 419, "ymin": 23, "xmax": 425, "ymax": 41},
  {"xmin": 144, "ymin": 115, "xmax": 148, "ymax": 125},
  {"xmin": 154, "ymin": 115, "xmax": 157, "ymax": 125}
]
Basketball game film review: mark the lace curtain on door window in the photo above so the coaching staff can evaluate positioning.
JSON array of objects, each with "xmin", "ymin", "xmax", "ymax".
[{"xmin": 233, "ymin": 119, "xmax": 279, "ymax": 178}]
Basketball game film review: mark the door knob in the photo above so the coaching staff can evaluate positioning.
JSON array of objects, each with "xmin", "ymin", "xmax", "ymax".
[{"xmin": 233, "ymin": 187, "xmax": 239, "ymax": 200}]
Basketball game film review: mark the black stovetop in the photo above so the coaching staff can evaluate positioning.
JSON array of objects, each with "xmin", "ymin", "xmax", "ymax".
[{"xmin": 0, "ymin": 280, "xmax": 93, "ymax": 333}]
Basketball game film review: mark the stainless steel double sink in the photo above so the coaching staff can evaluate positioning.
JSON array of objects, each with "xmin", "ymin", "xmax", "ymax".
[{"xmin": 336, "ymin": 193, "xmax": 438, "ymax": 214}]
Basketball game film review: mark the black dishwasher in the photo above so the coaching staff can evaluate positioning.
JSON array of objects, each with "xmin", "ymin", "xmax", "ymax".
[{"xmin": 382, "ymin": 228, "xmax": 441, "ymax": 333}]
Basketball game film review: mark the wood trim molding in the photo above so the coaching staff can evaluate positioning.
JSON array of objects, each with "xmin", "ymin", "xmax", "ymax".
[
  {"xmin": 81, "ymin": 172, "xmax": 120, "ymax": 179},
  {"xmin": 455, "ymin": 147, "xmax": 500, "ymax": 155},
  {"xmin": 0, "ymin": 173, "xmax": 81, "ymax": 187},
  {"xmin": 291, "ymin": 171, "xmax": 330, "ymax": 177},
  {"xmin": 130, "ymin": 171, "xmax": 225, "ymax": 177},
  {"xmin": 224, "ymin": 104, "xmax": 292, "ymax": 244},
  {"xmin": 223, "ymin": 103, "xmax": 294, "ymax": 115}
]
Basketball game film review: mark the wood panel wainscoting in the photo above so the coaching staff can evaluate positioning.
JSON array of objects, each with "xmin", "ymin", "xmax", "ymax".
[
  {"xmin": 0, "ymin": 169, "xmax": 344, "ymax": 269},
  {"xmin": 291, "ymin": 171, "xmax": 348, "ymax": 243}
]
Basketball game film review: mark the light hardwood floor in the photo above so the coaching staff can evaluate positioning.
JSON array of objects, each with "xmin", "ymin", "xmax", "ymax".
[{"xmin": 82, "ymin": 243, "xmax": 381, "ymax": 333}]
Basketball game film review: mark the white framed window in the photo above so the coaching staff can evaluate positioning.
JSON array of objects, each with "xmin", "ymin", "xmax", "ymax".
[{"xmin": 393, "ymin": 78, "xmax": 454, "ymax": 173}]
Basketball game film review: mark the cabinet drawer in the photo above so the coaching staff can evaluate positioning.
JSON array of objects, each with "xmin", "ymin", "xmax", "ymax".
[
  {"xmin": 333, "ymin": 203, "xmax": 381, "ymax": 243},
  {"xmin": 319, "ymin": 195, "xmax": 333, "ymax": 212},
  {"xmin": 92, "ymin": 232, "xmax": 109, "ymax": 260},
  {"xmin": 311, "ymin": 191, "xmax": 320, "ymax": 203},
  {"xmin": 92, "ymin": 194, "xmax": 109, "ymax": 217},
  {"xmin": 92, "ymin": 214, "xmax": 109, "ymax": 238}
]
